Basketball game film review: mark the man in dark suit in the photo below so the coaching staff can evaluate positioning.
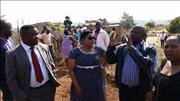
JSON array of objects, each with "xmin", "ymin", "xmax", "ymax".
[
  {"xmin": 0, "ymin": 19, "xmax": 15, "ymax": 101},
  {"xmin": 5, "ymin": 25, "xmax": 60, "ymax": 101},
  {"xmin": 106, "ymin": 26, "xmax": 156, "ymax": 101}
]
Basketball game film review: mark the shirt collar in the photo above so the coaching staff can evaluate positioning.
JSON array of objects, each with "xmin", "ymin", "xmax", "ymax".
[
  {"xmin": 94, "ymin": 28, "xmax": 104, "ymax": 33},
  {"xmin": 99, "ymin": 28, "xmax": 104, "ymax": 33},
  {"xmin": 135, "ymin": 40, "xmax": 144, "ymax": 49},
  {"xmin": 21, "ymin": 42, "xmax": 37, "ymax": 52},
  {"xmin": 140, "ymin": 40, "xmax": 144, "ymax": 45},
  {"xmin": 21, "ymin": 42, "xmax": 31, "ymax": 52}
]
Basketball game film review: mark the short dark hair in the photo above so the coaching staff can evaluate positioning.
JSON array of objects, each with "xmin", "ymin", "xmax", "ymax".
[
  {"xmin": 96, "ymin": 21, "xmax": 101, "ymax": 25},
  {"xmin": 112, "ymin": 27, "xmax": 116, "ymax": 31},
  {"xmin": 132, "ymin": 26, "xmax": 147, "ymax": 37},
  {"xmin": 65, "ymin": 16, "xmax": 70, "ymax": 19},
  {"xmin": 20, "ymin": 25, "xmax": 34, "ymax": 35},
  {"xmin": 80, "ymin": 30, "xmax": 92, "ymax": 41},
  {"xmin": 0, "ymin": 19, "xmax": 11, "ymax": 31}
]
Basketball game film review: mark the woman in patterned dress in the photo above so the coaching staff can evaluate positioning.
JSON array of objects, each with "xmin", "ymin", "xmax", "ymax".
[{"xmin": 68, "ymin": 30, "xmax": 106, "ymax": 101}]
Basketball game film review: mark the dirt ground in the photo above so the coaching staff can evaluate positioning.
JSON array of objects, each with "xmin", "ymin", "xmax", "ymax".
[{"xmin": 54, "ymin": 66, "xmax": 119, "ymax": 101}]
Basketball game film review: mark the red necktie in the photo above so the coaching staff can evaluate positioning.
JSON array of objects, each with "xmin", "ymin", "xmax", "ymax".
[{"xmin": 31, "ymin": 47, "xmax": 44, "ymax": 83}]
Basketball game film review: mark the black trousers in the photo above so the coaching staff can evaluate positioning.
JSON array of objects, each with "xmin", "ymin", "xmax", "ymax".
[
  {"xmin": 29, "ymin": 81, "xmax": 56, "ymax": 101},
  {"xmin": 119, "ymin": 84, "xmax": 146, "ymax": 101},
  {"xmin": 160, "ymin": 40, "xmax": 164, "ymax": 48}
]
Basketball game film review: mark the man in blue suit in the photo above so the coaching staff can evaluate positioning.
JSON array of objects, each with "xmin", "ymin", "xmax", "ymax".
[{"xmin": 0, "ymin": 20, "xmax": 15, "ymax": 101}]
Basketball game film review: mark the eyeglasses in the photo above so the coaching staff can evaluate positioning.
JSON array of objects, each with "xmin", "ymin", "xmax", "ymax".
[{"xmin": 87, "ymin": 36, "xmax": 96, "ymax": 40}]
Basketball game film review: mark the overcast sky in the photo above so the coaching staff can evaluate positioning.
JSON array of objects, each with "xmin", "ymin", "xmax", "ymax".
[{"xmin": 1, "ymin": 1, "xmax": 180, "ymax": 28}]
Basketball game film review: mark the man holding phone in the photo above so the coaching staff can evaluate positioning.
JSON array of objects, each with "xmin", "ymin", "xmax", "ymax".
[{"xmin": 106, "ymin": 26, "xmax": 156, "ymax": 101}]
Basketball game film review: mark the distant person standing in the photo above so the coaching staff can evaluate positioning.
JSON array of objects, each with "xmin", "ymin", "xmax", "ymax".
[
  {"xmin": 50, "ymin": 27, "xmax": 61, "ymax": 64},
  {"xmin": 93, "ymin": 21, "xmax": 110, "ymax": 51},
  {"xmin": 51, "ymin": 27, "xmax": 60, "ymax": 41},
  {"xmin": 110, "ymin": 27, "xmax": 119, "ymax": 46},
  {"xmin": 74, "ymin": 29, "xmax": 81, "ymax": 42},
  {"xmin": 38, "ymin": 28, "xmax": 55, "ymax": 59},
  {"xmin": 159, "ymin": 31, "xmax": 166, "ymax": 48},
  {"xmin": 64, "ymin": 16, "xmax": 72, "ymax": 32},
  {"xmin": 61, "ymin": 29, "xmax": 78, "ymax": 66},
  {"xmin": 0, "ymin": 19, "xmax": 15, "ymax": 101},
  {"xmin": 110, "ymin": 27, "xmax": 117, "ymax": 41},
  {"xmin": 50, "ymin": 27, "xmax": 61, "ymax": 51}
]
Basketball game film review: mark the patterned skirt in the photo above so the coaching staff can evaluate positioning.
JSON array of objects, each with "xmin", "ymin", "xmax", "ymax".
[{"xmin": 70, "ymin": 67, "xmax": 106, "ymax": 101}]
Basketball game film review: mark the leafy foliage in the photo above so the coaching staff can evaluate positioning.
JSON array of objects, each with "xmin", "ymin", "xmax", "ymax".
[
  {"xmin": 166, "ymin": 16, "xmax": 180, "ymax": 34},
  {"xmin": 48, "ymin": 22, "xmax": 64, "ymax": 34},
  {"xmin": 145, "ymin": 20, "xmax": 155, "ymax": 31},
  {"xmin": 120, "ymin": 12, "xmax": 135, "ymax": 31}
]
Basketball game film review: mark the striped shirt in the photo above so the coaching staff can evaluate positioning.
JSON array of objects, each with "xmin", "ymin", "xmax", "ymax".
[
  {"xmin": 121, "ymin": 41, "xmax": 143, "ymax": 86},
  {"xmin": 3, "ymin": 37, "xmax": 16, "ymax": 50}
]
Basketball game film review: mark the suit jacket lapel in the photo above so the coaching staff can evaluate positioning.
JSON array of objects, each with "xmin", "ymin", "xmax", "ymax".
[
  {"xmin": 18, "ymin": 45, "xmax": 31, "ymax": 71},
  {"xmin": 36, "ymin": 45, "xmax": 49, "ymax": 64},
  {"xmin": 36, "ymin": 44, "xmax": 55, "ymax": 76},
  {"xmin": 17, "ymin": 45, "xmax": 31, "ymax": 87},
  {"xmin": 36, "ymin": 44, "xmax": 53, "ymax": 71}
]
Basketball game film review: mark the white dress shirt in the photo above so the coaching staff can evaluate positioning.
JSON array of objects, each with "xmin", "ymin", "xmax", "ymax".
[
  {"xmin": 93, "ymin": 28, "xmax": 110, "ymax": 51},
  {"xmin": 21, "ymin": 42, "xmax": 49, "ymax": 87}
]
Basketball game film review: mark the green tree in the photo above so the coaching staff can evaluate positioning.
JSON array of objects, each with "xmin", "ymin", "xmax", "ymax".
[
  {"xmin": 166, "ymin": 16, "xmax": 180, "ymax": 34},
  {"xmin": 48, "ymin": 22, "xmax": 64, "ymax": 34},
  {"xmin": 120, "ymin": 12, "xmax": 135, "ymax": 31},
  {"xmin": 145, "ymin": 20, "xmax": 155, "ymax": 31}
]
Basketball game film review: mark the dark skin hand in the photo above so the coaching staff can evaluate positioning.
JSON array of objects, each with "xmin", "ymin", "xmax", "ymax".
[
  {"xmin": 126, "ymin": 35, "xmax": 133, "ymax": 48},
  {"xmin": 74, "ymin": 84, "xmax": 84, "ymax": 100}
]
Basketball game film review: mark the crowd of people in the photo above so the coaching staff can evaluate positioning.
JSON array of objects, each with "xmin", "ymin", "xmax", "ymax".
[{"xmin": 0, "ymin": 17, "xmax": 180, "ymax": 101}]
